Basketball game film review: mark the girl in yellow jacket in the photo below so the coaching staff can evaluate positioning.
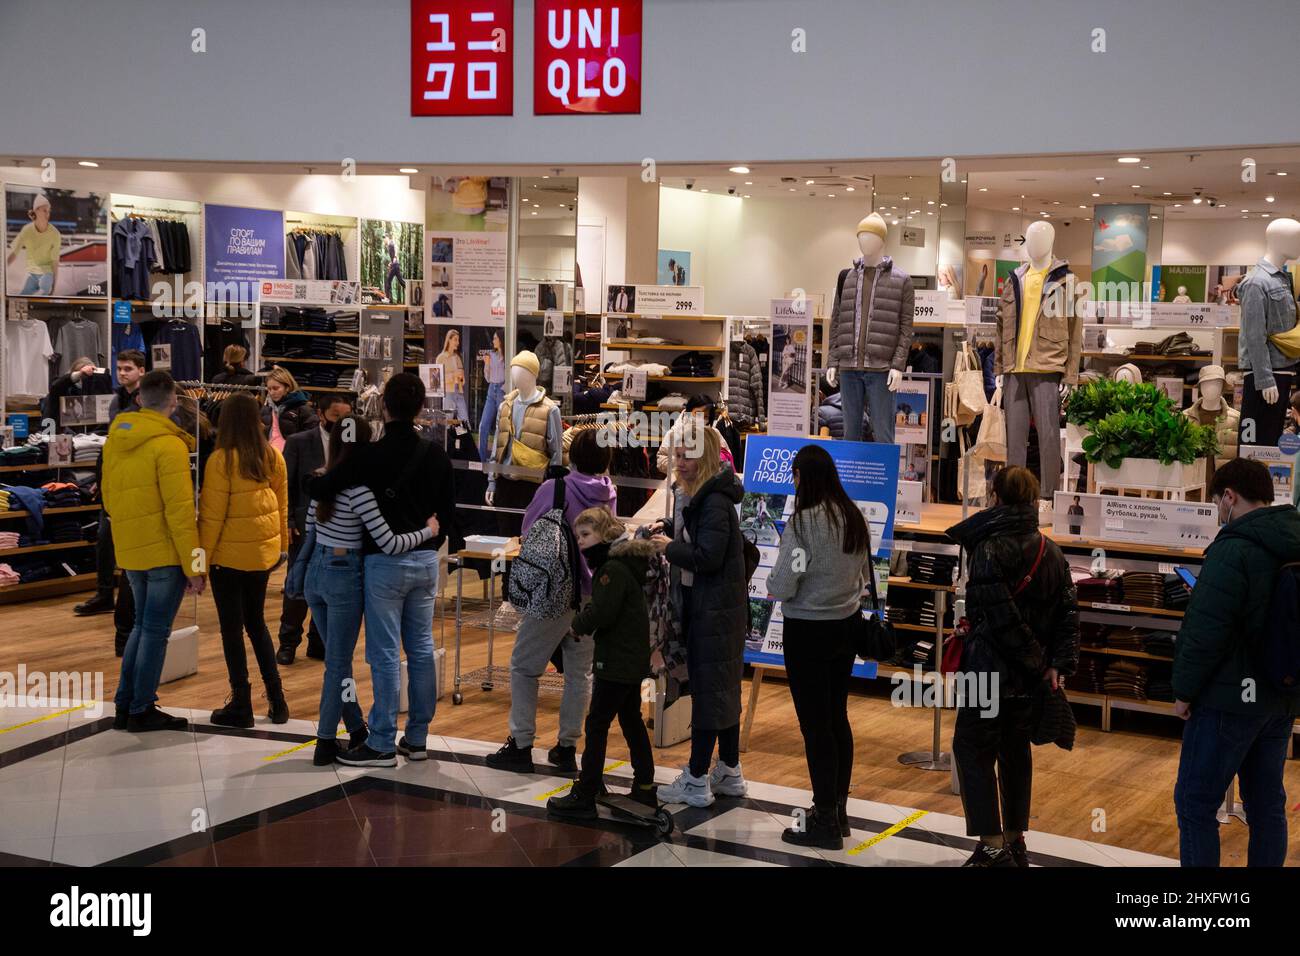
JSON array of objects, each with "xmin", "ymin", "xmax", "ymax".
[{"xmin": 198, "ymin": 392, "xmax": 292, "ymax": 728}]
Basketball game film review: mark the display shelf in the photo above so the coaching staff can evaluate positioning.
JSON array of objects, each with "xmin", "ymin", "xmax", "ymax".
[
  {"xmin": 891, "ymin": 622, "xmax": 954, "ymax": 634},
  {"xmin": 261, "ymin": 356, "xmax": 357, "ymax": 366},
  {"xmin": 0, "ymin": 573, "xmax": 96, "ymax": 604},
  {"xmin": 1079, "ymin": 646, "xmax": 1175, "ymax": 662},
  {"xmin": 6, "ymin": 295, "xmax": 105, "ymax": 304},
  {"xmin": 604, "ymin": 342, "xmax": 725, "ymax": 352},
  {"xmin": 0, "ymin": 505, "xmax": 100, "ymax": 520},
  {"xmin": 0, "ymin": 464, "xmax": 61, "ymax": 474},
  {"xmin": 602, "ymin": 373, "xmax": 724, "ymax": 383},
  {"xmin": 259, "ymin": 329, "xmax": 357, "ymax": 338},
  {"xmin": 301, "ymin": 386, "xmax": 356, "ymax": 394},
  {"xmin": 1082, "ymin": 352, "xmax": 1212, "ymax": 362},
  {"xmin": 604, "ymin": 313, "xmax": 727, "ymax": 322},
  {"xmin": 600, "ymin": 403, "xmax": 659, "ymax": 412},
  {"xmin": 0, "ymin": 541, "xmax": 93, "ymax": 558},
  {"xmin": 887, "ymin": 576, "xmax": 956, "ymax": 593},
  {"xmin": 405, "ymin": 333, "xmax": 427, "ymax": 340},
  {"xmin": 1078, "ymin": 600, "xmax": 1184, "ymax": 619}
]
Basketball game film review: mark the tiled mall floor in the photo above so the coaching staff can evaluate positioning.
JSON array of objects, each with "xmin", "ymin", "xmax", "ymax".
[{"xmin": 0, "ymin": 701, "xmax": 1175, "ymax": 867}]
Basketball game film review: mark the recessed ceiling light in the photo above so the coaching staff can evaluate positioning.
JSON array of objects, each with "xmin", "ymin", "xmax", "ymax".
[
  {"xmin": 1276, "ymin": 171, "xmax": 1289, "ymax": 176},
  {"xmin": 1241, "ymin": 208, "xmax": 1249, "ymax": 212},
  {"xmin": 1053, "ymin": 200, "xmax": 1061, "ymax": 205},
  {"xmin": 891, "ymin": 219, "xmax": 900, "ymax": 225},
  {"xmin": 1152, "ymin": 215, "xmax": 1159, "ymax": 220},
  {"xmin": 743, "ymin": 194, "xmax": 751, "ymax": 199},
  {"xmin": 744, "ymin": 181, "xmax": 753, "ymax": 185},
  {"xmin": 805, "ymin": 180, "xmax": 814, "ymax": 185},
  {"xmin": 399, "ymin": 167, "xmax": 419, "ymax": 174},
  {"xmin": 940, "ymin": 202, "xmax": 948, "ymax": 208},
  {"xmin": 1092, "ymin": 193, "xmax": 1101, "ymax": 198},
  {"xmin": 1173, "ymin": 203, "xmax": 1182, "ymax": 208},
  {"xmin": 729, "ymin": 166, "xmax": 750, "ymax": 174},
  {"xmin": 960, "ymin": 179, "xmax": 967, "ymax": 184},
  {"xmin": 1263, "ymin": 213, "xmax": 1270, "ymax": 217},
  {"xmin": 1131, "ymin": 185, "xmax": 1141, "ymax": 189},
  {"xmin": 927, "ymin": 200, "xmax": 935, "ymax": 205},
  {"xmin": 1012, "ymin": 207, "xmax": 1020, "ymax": 211},
  {"xmin": 1266, "ymin": 195, "xmax": 1276, "ymax": 203},
  {"xmin": 845, "ymin": 186, "xmax": 855, "ymax": 192},
  {"xmin": 829, "ymin": 194, "xmax": 836, "ymax": 198},
  {"xmin": 978, "ymin": 187, "xmax": 988, "ymax": 192},
  {"xmin": 531, "ymin": 211, "xmax": 538, "ymax": 215},
  {"xmin": 1079, "ymin": 205, "xmax": 1087, "ymax": 209},
  {"xmin": 1192, "ymin": 196, "xmax": 1202, "ymax": 204},
  {"xmin": 700, "ymin": 189, "xmax": 709, "ymax": 193},
  {"xmin": 1041, "ymin": 212, "xmax": 1050, "ymax": 217},
  {"xmin": 1162, "ymin": 191, "xmax": 1172, "ymax": 196},
  {"xmin": 1243, "ymin": 215, "xmax": 1249, "ymax": 219},
  {"xmin": 1117, "ymin": 157, "xmax": 1142, "ymax": 164},
  {"xmin": 901, "ymin": 195, "xmax": 910, "ymax": 200},
  {"xmin": 542, "ymin": 175, "xmax": 549, "ymax": 179},
  {"xmin": 1142, "ymin": 165, "xmax": 1150, "ymax": 170},
  {"xmin": 78, "ymin": 161, "xmax": 99, "ymax": 168},
  {"xmin": 789, "ymin": 188, "xmax": 796, "ymax": 192}
]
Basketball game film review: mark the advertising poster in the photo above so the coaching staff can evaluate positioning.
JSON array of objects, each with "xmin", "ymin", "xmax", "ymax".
[
  {"xmin": 1051, "ymin": 491, "xmax": 1217, "ymax": 549},
  {"xmin": 769, "ymin": 298, "xmax": 813, "ymax": 437},
  {"xmin": 894, "ymin": 379, "xmax": 930, "ymax": 446},
  {"xmin": 425, "ymin": 176, "xmax": 510, "ymax": 326},
  {"xmin": 204, "ymin": 204, "xmax": 285, "ymax": 302},
  {"xmin": 657, "ymin": 249, "xmax": 691, "ymax": 286},
  {"xmin": 1155, "ymin": 264, "xmax": 1208, "ymax": 304},
  {"xmin": 5, "ymin": 184, "xmax": 109, "ymax": 298},
  {"xmin": 361, "ymin": 220, "xmax": 423, "ymax": 305},
  {"xmin": 742, "ymin": 435, "xmax": 899, "ymax": 678},
  {"xmin": 965, "ymin": 254, "xmax": 997, "ymax": 298},
  {"xmin": 1091, "ymin": 204, "xmax": 1150, "ymax": 291},
  {"xmin": 606, "ymin": 284, "xmax": 635, "ymax": 313}
]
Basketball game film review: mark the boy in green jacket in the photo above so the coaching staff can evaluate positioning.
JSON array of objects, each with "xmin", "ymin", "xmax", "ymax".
[
  {"xmin": 548, "ymin": 507, "xmax": 658, "ymax": 818},
  {"xmin": 1173, "ymin": 458, "xmax": 1300, "ymax": 867}
]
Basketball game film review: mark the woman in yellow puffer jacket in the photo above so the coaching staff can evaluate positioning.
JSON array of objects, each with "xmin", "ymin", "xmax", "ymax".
[{"xmin": 198, "ymin": 392, "xmax": 291, "ymax": 728}]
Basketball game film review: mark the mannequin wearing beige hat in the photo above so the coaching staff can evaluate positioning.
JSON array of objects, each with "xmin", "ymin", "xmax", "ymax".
[
  {"xmin": 485, "ymin": 350, "xmax": 562, "ymax": 507},
  {"xmin": 828, "ymin": 211, "xmax": 915, "ymax": 443},
  {"xmin": 1185, "ymin": 364, "xmax": 1239, "ymax": 486}
]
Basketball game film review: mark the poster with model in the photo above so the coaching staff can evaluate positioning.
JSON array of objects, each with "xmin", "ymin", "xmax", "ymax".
[
  {"xmin": 742, "ymin": 434, "xmax": 899, "ymax": 678},
  {"xmin": 893, "ymin": 379, "xmax": 930, "ymax": 445},
  {"xmin": 424, "ymin": 176, "xmax": 509, "ymax": 326},
  {"xmin": 1091, "ymin": 204, "xmax": 1150, "ymax": 291},
  {"xmin": 768, "ymin": 299, "xmax": 812, "ymax": 437},
  {"xmin": 657, "ymin": 249, "xmax": 690, "ymax": 286},
  {"xmin": 361, "ymin": 219, "xmax": 423, "ymax": 305},
  {"xmin": 5, "ymin": 184, "xmax": 109, "ymax": 298},
  {"xmin": 1155, "ymin": 264, "xmax": 1208, "ymax": 303}
]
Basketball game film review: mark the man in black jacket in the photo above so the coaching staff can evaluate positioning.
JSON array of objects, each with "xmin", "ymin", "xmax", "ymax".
[
  {"xmin": 310, "ymin": 373, "xmax": 455, "ymax": 768},
  {"xmin": 275, "ymin": 393, "xmax": 352, "ymax": 664}
]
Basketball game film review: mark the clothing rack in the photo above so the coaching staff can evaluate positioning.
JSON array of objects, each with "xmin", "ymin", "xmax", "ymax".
[{"xmin": 174, "ymin": 380, "xmax": 265, "ymax": 395}]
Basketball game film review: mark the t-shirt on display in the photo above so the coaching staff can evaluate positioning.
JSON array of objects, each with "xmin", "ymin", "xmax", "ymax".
[{"xmin": 5, "ymin": 319, "xmax": 54, "ymax": 397}]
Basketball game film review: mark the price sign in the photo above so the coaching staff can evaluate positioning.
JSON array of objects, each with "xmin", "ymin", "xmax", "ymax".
[
  {"xmin": 964, "ymin": 295, "xmax": 998, "ymax": 326},
  {"xmin": 634, "ymin": 285, "xmax": 703, "ymax": 315},
  {"xmin": 552, "ymin": 365, "xmax": 572, "ymax": 396},
  {"xmin": 625, "ymin": 368, "xmax": 647, "ymax": 400},
  {"xmin": 913, "ymin": 289, "xmax": 946, "ymax": 324}
]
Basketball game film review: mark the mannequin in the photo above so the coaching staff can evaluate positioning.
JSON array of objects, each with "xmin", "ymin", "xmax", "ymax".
[
  {"xmin": 995, "ymin": 220, "xmax": 1083, "ymax": 509},
  {"xmin": 1237, "ymin": 217, "xmax": 1300, "ymax": 449},
  {"xmin": 1171, "ymin": 285, "xmax": 1192, "ymax": 304},
  {"xmin": 485, "ymin": 350, "xmax": 562, "ymax": 515},
  {"xmin": 828, "ymin": 211, "xmax": 915, "ymax": 443},
  {"xmin": 1184, "ymin": 364, "xmax": 1239, "ymax": 486}
]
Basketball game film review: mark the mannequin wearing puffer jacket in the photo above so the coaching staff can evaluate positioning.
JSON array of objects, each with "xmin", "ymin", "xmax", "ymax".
[{"xmin": 727, "ymin": 340, "xmax": 765, "ymax": 426}]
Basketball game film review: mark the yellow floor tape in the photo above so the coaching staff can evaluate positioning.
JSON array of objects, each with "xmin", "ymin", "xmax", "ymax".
[
  {"xmin": 846, "ymin": 809, "xmax": 929, "ymax": 856},
  {"xmin": 535, "ymin": 761, "xmax": 627, "ymax": 800},
  {"xmin": 0, "ymin": 703, "xmax": 92, "ymax": 735}
]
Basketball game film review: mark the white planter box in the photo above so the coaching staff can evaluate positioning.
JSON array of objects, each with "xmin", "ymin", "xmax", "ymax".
[
  {"xmin": 1065, "ymin": 423, "xmax": 1091, "ymax": 455},
  {"xmin": 1095, "ymin": 458, "xmax": 1202, "ymax": 490},
  {"xmin": 398, "ymin": 647, "xmax": 447, "ymax": 713},
  {"xmin": 159, "ymin": 625, "xmax": 199, "ymax": 685}
]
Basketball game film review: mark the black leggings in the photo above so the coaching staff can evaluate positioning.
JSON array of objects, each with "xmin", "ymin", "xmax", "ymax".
[
  {"xmin": 689, "ymin": 723, "xmax": 740, "ymax": 778},
  {"xmin": 579, "ymin": 678, "xmax": 655, "ymax": 793},
  {"xmin": 210, "ymin": 566, "xmax": 281, "ymax": 692},
  {"xmin": 782, "ymin": 613, "xmax": 857, "ymax": 814}
]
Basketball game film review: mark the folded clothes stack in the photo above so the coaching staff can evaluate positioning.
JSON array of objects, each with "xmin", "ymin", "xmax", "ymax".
[
  {"xmin": 334, "ymin": 343, "xmax": 360, "ymax": 361},
  {"xmin": 0, "ymin": 532, "xmax": 20, "ymax": 549},
  {"xmin": 0, "ymin": 489, "xmax": 11, "ymax": 512},
  {"xmin": 1076, "ymin": 571, "xmax": 1124, "ymax": 604},
  {"xmin": 1103, "ymin": 660, "xmax": 1149, "ymax": 700},
  {"xmin": 0, "ymin": 444, "xmax": 46, "ymax": 466},
  {"xmin": 669, "ymin": 351, "xmax": 716, "ymax": 377},
  {"xmin": 0, "ymin": 563, "xmax": 19, "ymax": 586},
  {"xmin": 1065, "ymin": 656, "xmax": 1106, "ymax": 694},
  {"xmin": 1162, "ymin": 573, "xmax": 1191, "ymax": 611},
  {"xmin": 1121, "ymin": 571, "xmax": 1165, "ymax": 608},
  {"xmin": 298, "ymin": 308, "xmax": 337, "ymax": 333},
  {"xmin": 905, "ymin": 552, "xmax": 959, "ymax": 586},
  {"xmin": 405, "ymin": 345, "xmax": 425, "ymax": 362},
  {"xmin": 1104, "ymin": 627, "xmax": 1146, "ymax": 651},
  {"xmin": 1145, "ymin": 665, "xmax": 1174, "ymax": 702},
  {"xmin": 307, "ymin": 338, "xmax": 338, "ymax": 360},
  {"xmin": 1078, "ymin": 622, "xmax": 1108, "ymax": 648},
  {"xmin": 1142, "ymin": 631, "xmax": 1177, "ymax": 658},
  {"xmin": 884, "ymin": 589, "xmax": 953, "ymax": 629},
  {"xmin": 335, "ymin": 369, "xmax": 359, "ymax": 388},
  {"xmin": 70, "ymin": 435, "xmax": 104, "ymax": 464},
  {"xmin": 44, "ymin": 517, "xmax": 85, "ymax": 544},
  {"xmin": 332, "ymin": 312, "xmax": 360, "ymax": 333}
]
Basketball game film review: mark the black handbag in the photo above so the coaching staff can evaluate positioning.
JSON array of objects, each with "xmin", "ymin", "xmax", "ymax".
[{"xmin": 852, "ymin": 558, "xmax": 896, "ymax": 662}]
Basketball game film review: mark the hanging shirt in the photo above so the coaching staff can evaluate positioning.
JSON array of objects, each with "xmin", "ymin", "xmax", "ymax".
[
  {"xmin": 6, "ymin": 319, "xmax": 54, "ymax": 396},
  {"xmin": 9, "ymin": 222, "xmax": 61, "ymax": 275},
  {"xmin": 1015, "ymin": 265, "xmax": 1049, "ymax": 373},
  {"xmin": 54, "ymin": 318, "xmax": 103, "ymax": 375}
]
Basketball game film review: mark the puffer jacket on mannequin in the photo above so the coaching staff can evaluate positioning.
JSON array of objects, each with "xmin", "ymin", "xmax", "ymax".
[{"xmin": 727, "ymin": 340, "xmax": 765, "ymax": 425}]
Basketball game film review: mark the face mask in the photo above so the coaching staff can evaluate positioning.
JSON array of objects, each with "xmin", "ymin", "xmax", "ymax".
[
  {"xmin": 322, "ymin": 418, "xmax": 336, "ymax": 434},
  {"xmin": 1216, "ymin": 495, "xmax": 1234, "ymax": 526}
]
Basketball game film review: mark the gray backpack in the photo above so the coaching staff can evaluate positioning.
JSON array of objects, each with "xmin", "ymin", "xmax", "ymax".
[{"xmin": 505, "ymin": 475, "xmax": 581, "ymax": 619}]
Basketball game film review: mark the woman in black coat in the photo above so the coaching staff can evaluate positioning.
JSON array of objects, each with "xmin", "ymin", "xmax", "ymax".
[
  {"xmin": 945, "ymin": 465, "xmax": 1079, "ymax": 869},
  {"xmin": 650, "ymin": 422, "xmax": 749, "ymax": 808}
]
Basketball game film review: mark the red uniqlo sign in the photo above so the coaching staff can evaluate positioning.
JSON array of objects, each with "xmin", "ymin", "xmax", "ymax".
[
  {"xmin": 411, "ymin": 0, "xmax": 514, "ymax": 116},
  {"xmin": 534, "ymin": 1, "xmax": 642, "ymax": 115}
]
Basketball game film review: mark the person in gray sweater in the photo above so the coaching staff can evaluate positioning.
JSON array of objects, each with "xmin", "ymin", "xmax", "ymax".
[{"xmin": 765, "ymin": 443, "xmax": 872, "ymax": 851}]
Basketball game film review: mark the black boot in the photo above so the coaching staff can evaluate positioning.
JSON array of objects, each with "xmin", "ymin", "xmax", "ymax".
[
  {"xmin": 113, "ymin": 705, "xmax": 129, "ymax": 730},
  {"xmin": 210, "ymin": 683, "xmax": 254, "ymax": 728},
  {"xmin": 629, "ymin": 781, "xmax": 659, "ymax": 808},
  {"xmin": 547, "ymin": 742, "xmax": 578, "ymax": 772},
  {"xmin": 485, "ymin": 736, "xmax": 535, "ymax": 773},
  {"xmin": 114, "ymin": 631, "xmax": 129, "ymax": 658},
  {"xmin": 548, "ymin": 781, "xmax": 598, "ymax": 819},
  {"xmin": 837, "ymin": 800, "xmax": 851, "ymax": 838},
  {"xmin": 781, "ymin": 808, "xmax": 844, "ymax": 851},
  {"xmin": 1006, "ymin": 835, "xmax": 1030, "ymax": 869},
  {"xmin": 75, "ymin": 590, "xmax": 115, "ymax": 616},
  {"xmin": 305, "ymin": 633, "xmax": 326, "ymax": 661},
  {"xmin": 313, "ymin": 738, "xmax": 340, "ymax": 766},
  {"xmin": 275, "ymin": 644, "xmax": 296, "ymax": 666},
  {"xmin": 349, "ymin": 724, "xmax": 369, "ymax": 751},
  {"xmin": 266, "ymin": 684, "xmax": 290, "ymax": 725},
  {"xmin": 127, "ymin": 705, "xmax": 189, "ymax": 733}
]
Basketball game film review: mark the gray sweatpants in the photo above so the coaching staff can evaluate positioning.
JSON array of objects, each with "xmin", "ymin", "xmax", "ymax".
[
  {"xmin": 1004, "ymin": 372, "xmax": 1062, "ymax": 499},
  {"xmin": 508, "ymin": 609, "xmax": 594, "ymax": 748}
]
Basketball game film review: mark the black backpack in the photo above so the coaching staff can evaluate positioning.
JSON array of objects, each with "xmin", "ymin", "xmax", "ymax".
[{"xmin": 1258, "ymin": 562, "xmax": 1300, "ymax": 694}]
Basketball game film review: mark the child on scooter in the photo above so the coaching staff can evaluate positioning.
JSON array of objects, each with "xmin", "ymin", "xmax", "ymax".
[{"xmin": 547, "ymin": 507, "xmax": 658, "ymax": 818}]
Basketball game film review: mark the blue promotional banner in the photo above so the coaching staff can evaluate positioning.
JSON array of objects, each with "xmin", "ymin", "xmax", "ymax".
[
  {"xmin": 204, "ymin": 204, "xmax": 285, "ymax": 300},
  {"xmin": 741, "ymin": 435, "xmax": 900, "ymax": 678}
]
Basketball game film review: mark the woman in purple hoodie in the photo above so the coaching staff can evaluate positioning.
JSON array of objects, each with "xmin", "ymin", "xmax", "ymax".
[{"xmin": 485, "ymin": 428, "xmax": 617, "ymax": 774}]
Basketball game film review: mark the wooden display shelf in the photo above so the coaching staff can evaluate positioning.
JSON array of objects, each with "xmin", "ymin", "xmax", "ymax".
[
  {"xmin": 1081, "ymin": 352, "xmax": 1212, "ymax": 362},
  {"xmin": 260, "ymin": 329, "xmax": 358, "ymax": 338},
  {"xmin": 0, "ymin": 463, "xmax": 64, "ymax": 473},
  {"xmin": 891, "ymin": 622, "xmax": 954, "ymax": 634},
  {"xmin": 887, "ymin": 576, "xmax": 956, "ymax": 593},
  {"xmin": 7, "ymin": 295, "xmax": 105, "ymax": 304},
  {"xmin": 1078, "ymin": 600, "xmax": 1184, "ymax": 619},
  {"xmin": 0, "ymin": 541, "xmax": 93, "ymax": 558},
  {"xmin": 0, "ymin": 572, "xmax": 96, "ymax": 604},
  {"xmin": 605, "ymin": 342, "xmax": 724, "ymax": 352},
  {"xmin": 0, "ymin": 505, "xmax": 100, "ymax": 520},
  {"xmin": 262, "ymin": 356, "xmax": 357, "ymax": 366},
  {"xmin": 301, "ymin": 386, "xmax": 356, "ymax": 394},
  {"xmin": 600, "ymin": 403, "xmax": 659, "ymax": 412},
  {"xmin": 604, "ymin": 313, "xmax": 727, "ymax": 322},
  {"xmin": 365, "ymin": 303, "xmax": 420, "ymax": 311},
  {"xmin": 603, "ymin": 373, "xmax": 723, "ymax": 383},
  {"xmin": 405, "ymin": 333, "xmax": 427, "ymax": 340},
  {"xmin": 1080, "ymin": 646, "xmax": 1175, "ymax": 662}
]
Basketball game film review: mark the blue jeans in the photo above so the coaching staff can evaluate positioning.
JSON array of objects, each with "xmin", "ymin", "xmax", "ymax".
[
  {"xmin": 478, "ymin": 382, "xmax": 504, "ymax": 463},
  {"xmin": 838, "ymin": 369, "xmax": 895, "ymax": 443},
  {"xmin": 447, "ymin": 390, "xmax": 470, "ymax": 427},
  {"xmin": 304, "ymin": 545, "xmax": 366, "ymax": 740},
  {"xmin": 19, "ymin": 272, "xmax": 53, "ymax": 295},
  {"xmin": 1173, "ymin": 705, "xmax": 1294, "ymax": 867},
  {"xmin": 362, "ymin": 550, "xmax": 439, "ymax": 753},
  {"xmin": 114, "ymin": 566, "xmax": 187, "ymax": 714}
]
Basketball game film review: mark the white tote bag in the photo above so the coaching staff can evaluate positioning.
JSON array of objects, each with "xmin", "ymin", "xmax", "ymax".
[{"xmin": 970, "ymin": 386, "xmax": 1007, "ymax": 462}]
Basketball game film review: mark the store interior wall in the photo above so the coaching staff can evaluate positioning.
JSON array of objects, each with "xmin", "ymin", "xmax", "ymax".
[{"xmin": 577, "ymin": 177, "xmax": 629, "ymax": 287}]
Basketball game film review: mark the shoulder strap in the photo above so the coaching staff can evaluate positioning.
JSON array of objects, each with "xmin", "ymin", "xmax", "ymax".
[
  {"xmin": 1011, "ymin": 534, "xmax": 1048, "ymax": 597},
  {"xmin": 865, "ymin": 554, "xmax": 882, "ymax": 611}
]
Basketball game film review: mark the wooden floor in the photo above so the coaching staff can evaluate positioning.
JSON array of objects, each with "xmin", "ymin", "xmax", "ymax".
[{"xmin": 4, "ymin": 568, "xmax": 1296, "ymax": 866}]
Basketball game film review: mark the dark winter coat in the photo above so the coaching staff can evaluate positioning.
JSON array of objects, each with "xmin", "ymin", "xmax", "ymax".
[
  {"xmin": 260, "ymin": 390, "xmax": 318, "ymax": 441},
  {"xmin": 817, "ymin": 391, "xmax": 872, "ymax": 441},
  {"xmin": 947, "ymin": 504, "xmax": 1079, "ymax": 698},
  {"xmin": 1173, "ymin": 505, "xmax": 1300, "ymax": 716},
  {"xmin": 727, "ymin": 341, "xmax": 765, "ymax": 425},
  {"xmin": 829, "ymin": 256, "xmax": 915, "ymax": 371},
  {"xmin": 572, "ymin": 537, "xmax": 654, "ymax": 685},
  {"xmin": 664, "ymin": 467, "xmax": 748, "ymax": 729}
]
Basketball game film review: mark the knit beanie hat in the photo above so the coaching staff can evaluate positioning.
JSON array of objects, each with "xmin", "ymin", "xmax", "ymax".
[
  {"xmin": 511, "ymin": 350, "xmax": 540, "ymax": 378},
  {"xmin": 856, "ymin": 212, "xmax": 889, "ymax": 242}
]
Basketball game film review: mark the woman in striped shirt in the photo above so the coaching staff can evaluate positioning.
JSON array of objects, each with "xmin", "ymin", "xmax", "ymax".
[{"xmin": 302, "ymin": 415, "xmax": 440, "ymax": 766}]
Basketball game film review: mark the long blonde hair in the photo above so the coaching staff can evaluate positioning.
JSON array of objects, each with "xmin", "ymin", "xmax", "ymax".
[
  {"xmin": 676, "ymin": 418, "xmax": 722, "ymax": 497},
  {"xmin": 266, "ymin": 365, "xmax": 299, "ymax": 394}
]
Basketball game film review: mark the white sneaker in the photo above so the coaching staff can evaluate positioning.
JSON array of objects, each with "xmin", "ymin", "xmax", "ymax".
[
  {"xmin": 658, "ymin": 767, "xmax": 715, "ymax": 807},
  {"xmin": 709, "ymin": 761, "xmax": 748, "ymax": 798}
]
